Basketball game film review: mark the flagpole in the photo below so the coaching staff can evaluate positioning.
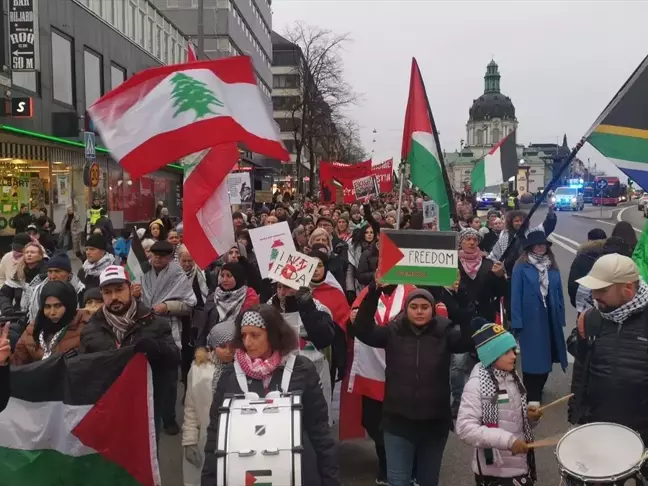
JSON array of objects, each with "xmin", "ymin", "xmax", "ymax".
[
  {"xmin": 197, "ymin": 0, "xmax": 205, "ymax": 59},
  {"xmin": 500, "ymin": 137, "xmax": 586, "ymax": 262},
  {"xmin": 396, "ymin": 158, "xmax": 406, "ymax": 228},
  {"xmin": 414, "ymin": 60, "xmax": 458, "ymax": 225}
]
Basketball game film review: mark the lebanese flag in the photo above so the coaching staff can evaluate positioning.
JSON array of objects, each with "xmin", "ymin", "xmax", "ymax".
[
  {"xmin": 311, "ymin": 272, "xmax": 350, "ymax": 332},
  {"xmin": 187, "ymin": 43, "xmax": 198, "ymax": 62},
  {"xmin": 88, "ymin": 56, "xmax": 289, "ymax": 179},
  {"xmin": 471, "ymin": 129, "xmax": 518, "ymax": 193},
  {"xmin": 0, "ymin": 349, "xmax": 159, "ymax": 485}
]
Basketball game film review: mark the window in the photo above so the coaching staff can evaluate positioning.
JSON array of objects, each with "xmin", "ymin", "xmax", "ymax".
[
  {"xmin": 163, "ymin": 33, "xmax": 169, "ymax": 63},
  {"xmin": 273, "ymin": 74, "xmax": 299, "ymax": 89},
  {"xmin": 104, "ymin": 0, "xmax": 113, "ymax": 23},
  {"xmin": 111, "ymin": 64, "xmax": 126, "ymax": 89},
  {"xmin": 115, "ymin": 0, "xmax": 124, "ymax": 31},
  {"xmin": 476, "ymin": 129, "xmax": 483, "ymax": 146},
  {"xmin": 12, "ymin": 72, "xmax": 37, "ymax": 93},
  {"xmin": 148, "ymin": 19, "xmax": 154, "ymax": 51},
  {"xmin": 52, "ymin": 31, "xmax": 74, "ymax": 105},
  {"xmin": 156, "ymin": 26, "xmax": 161, "ymax": 58},
  {"xmin": 139, "ymin": 11, "xmax": 145, "ymax": 46},
  {"xmin": 84, "ymin": 49, "xmax": 103, "ymax": 110},
  {"xmin": 492, "ymin": 128, "xmax": 500, "ymax": 144},
  {"xmin": 90, "ymin": 0, "xmax": 102, "ymax": 16},
  {"xmin": 130, "ymin": 4, "xmax": 137, "ymax": 39}
]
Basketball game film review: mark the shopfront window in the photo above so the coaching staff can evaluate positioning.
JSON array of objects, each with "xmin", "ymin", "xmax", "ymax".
[{"xmin": 121, "ymin": 170, "xmax": 181, "ymax": 225}]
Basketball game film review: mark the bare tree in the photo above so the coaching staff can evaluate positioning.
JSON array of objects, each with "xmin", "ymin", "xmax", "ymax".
[{"xmin": 284, "ymin": 22, "xmax": 360, "ymax": 193}]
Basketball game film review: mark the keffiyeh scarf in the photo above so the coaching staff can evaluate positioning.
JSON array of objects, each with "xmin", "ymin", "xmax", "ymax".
[
  {"xmin": 81, "ymin": 252, "xmax": 115, "ymax": 277},
  {"xmin": 103, "ymin": 298, "xmax": 138, "ymax": 342},
  {"xmin": 186, "ymin": 265, "xmax": 209, "ymax": 304},
  {"xmin": 214, "ymin": 285, "xmax": 248, "ymax": 323},
  {"xmin": 527, "ymin": 252, "xmax": 551, "ymax": 305},
  {"xmin": 234, "ymin": 349, "xmax": 282, "ymax": 390},
  {"xmin": 478, "ymin": 364, "xmax": 535, "ymax": 478},
  {"xmin": 599, "ymin": 279, "xmax": 648, "ymax": 324},
  {"xmin": 459, "ymin": 249, "xmax": 483, "ymax": 279},
  {"xmin": 39, "ymin": 326, "xmax": 68, "ymax": 359}
]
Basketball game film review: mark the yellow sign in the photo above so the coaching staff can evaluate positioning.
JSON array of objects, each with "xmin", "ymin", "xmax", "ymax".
[{"xmin": 89, "ymin": 162, "xmax": 100, "ymax": 188}]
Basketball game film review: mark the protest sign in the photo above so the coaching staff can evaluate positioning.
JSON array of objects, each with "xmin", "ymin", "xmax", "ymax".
[
  {"xmin": 353, "ymin": 175, "xmax": 379, "ymax": 200},
  {"xmin": 378, "ymin": 229, "xmax": 458, "ymax": 286},
  {"xmin": 371, "ymin": 159, "xmax": 394, "ymax": 193},
  {"xmin": 268, "ymin": 250, "xmax": 319, "ymax": 290},
  {"xmin": 226, "ymin": 172, "xmax": 252, "ymax": 205},
  {"xmin": 249, "ymin": 221, "xmax": 296, "ymax": 278},
  {"xmin": 320, "ymin": 160, "xmax": 372, "ymax": 203},
  {"xmin": 422, "ymin": 200, "xmax": 439, "ymax": 224}
]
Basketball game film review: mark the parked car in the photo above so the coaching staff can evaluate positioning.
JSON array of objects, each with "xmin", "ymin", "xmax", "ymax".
[{"xmin": 638, "ymin": 193, "xmax": 648, "ymax": 210}]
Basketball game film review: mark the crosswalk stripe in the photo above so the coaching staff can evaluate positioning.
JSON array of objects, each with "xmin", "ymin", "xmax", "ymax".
[
  {"xmin": 550, "ymin": 232, "xmax": 580, "ymax": 247},
  {"xmin": 548, "ymin": 234, "xmax": 577, "ymax": 255}
]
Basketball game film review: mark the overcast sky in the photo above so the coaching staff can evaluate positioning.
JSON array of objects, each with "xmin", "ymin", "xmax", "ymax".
[{"xmin": 272, "ymin": 0, "xmax": 648, "ymax": 180}]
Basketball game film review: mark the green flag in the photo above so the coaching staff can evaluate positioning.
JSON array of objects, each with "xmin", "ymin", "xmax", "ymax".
[{"xmin": 633, "ymin": 221, "xmax": 648, "ymax": 281}]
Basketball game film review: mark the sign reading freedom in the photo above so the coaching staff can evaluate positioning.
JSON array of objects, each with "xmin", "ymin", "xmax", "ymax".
[{"xmin": 378, "ymin": 230, "xmax": 458, "ymax": 286}]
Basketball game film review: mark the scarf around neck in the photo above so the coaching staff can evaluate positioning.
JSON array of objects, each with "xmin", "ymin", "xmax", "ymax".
[
  {"xmin": 82, "ymin": 252, "xmax": 115, "ymax": 277},
  {"xmin": 103, "ymin": 298, "xmax": 139, "ymax": 342},
  {"xmin": 459, "ymin": 249, "xmax": 483, "ymax": 279},
  {"xmin": 527, "ymin": 252, "xmax": 551, "ymax": 305},
  {"xmin": 234, "ymin": 349, "xmax": 282, "ymax": 390},
  {"xmin": 478, "ymin": 363, "xmax": 536, "ymax": 478},
  {"xmin": 214, "ymin": 285, "xmax": 248, "ymax": 322},
  {"xmin": 600, "ymin": 279, "xmax": 648, "ymax": 324}
]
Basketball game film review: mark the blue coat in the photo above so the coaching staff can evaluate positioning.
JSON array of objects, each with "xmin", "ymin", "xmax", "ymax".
[{"xmin": 511, "ymin": 262, "xmax": 568, "ymax": 374}]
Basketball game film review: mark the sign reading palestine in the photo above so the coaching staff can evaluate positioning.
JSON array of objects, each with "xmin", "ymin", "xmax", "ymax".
[{"xmin": 378, "ymin": 229, "xmax": 458, "ymax": 286}]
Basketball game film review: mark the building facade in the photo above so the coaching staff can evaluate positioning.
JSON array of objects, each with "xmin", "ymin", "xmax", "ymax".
[
  {"xmin": 151, "ymin": 0, "xmax": 272, "ymax": 100},
  {"xmin": 0, "ymin": 0, "xmax": 189, "ymax": 238}
]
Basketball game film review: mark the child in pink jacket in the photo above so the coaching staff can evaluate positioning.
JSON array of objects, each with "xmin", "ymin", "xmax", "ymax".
[{"xmin": 456, "ymin": 321, "xmax": 543, "ymax": 486}]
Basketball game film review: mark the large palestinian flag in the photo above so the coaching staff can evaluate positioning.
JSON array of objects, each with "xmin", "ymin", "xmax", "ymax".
[
  {"xmin": 471, "ymin": 129, "xmax": 518, "ymax": 192},
  {"xmin": 378, "ymin": 229, "xmax": 458, "ymax": 286},
  {"xmin": 586, "ymin": 54, "xmax": 648, "ymax": 189},
  {"xmin": 402, "ymin": 58, "xmax": 452, "ymax": 230},
  {"xmin": 0, "ymin": 349, "xmax": 159, "ymax": 486}
]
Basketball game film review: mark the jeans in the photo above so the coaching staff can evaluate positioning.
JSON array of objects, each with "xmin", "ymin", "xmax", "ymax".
[
  {"xmin": 384, "ymin": 428, "xmax": 449, "ymax": 486},
  {"xmin": 450, "ymin": 353, "xmax": 476, "ymax": 416}
]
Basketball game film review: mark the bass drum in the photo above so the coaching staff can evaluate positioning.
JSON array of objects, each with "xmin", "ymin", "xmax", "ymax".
[
  {"xmin": 215, "ymin": 392, "xmax": 303, "ymax": 486},
  {"xmin": 556, "ymin": 422, "xmax": 647, "ymax": 485}
]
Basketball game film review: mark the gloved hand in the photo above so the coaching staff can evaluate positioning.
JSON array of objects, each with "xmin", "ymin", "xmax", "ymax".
[
  {"xmin": 134, "ymin": 338, "xmax": 159, "ymax": 358},
  {"xmin": 295, "ymin": 286, "xmax": 313, "ymax": 303},
  {"xmin": 184, "ymin": 445, "xmax": 202, "ymax": 467}
]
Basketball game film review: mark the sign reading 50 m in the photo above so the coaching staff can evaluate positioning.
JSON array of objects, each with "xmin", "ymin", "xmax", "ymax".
[{"xmin": 9, "ymin": 0, "xmax": 39, "ymax": 72}]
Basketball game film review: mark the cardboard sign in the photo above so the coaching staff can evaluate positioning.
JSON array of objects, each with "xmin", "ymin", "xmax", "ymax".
[
  {"xmin": 268, "ymin": 250, "xmax": 319, "ymax": 290},
  {"xmin": 352, "ymin": 175, "xmax": 379, "ymax": 200},
  {"xmin": 226, "ymin": 172, "xmax": 252, "ymax": 205},
  {"xmin": 248, "ymin": 221, "xmax": 296, "ymax": 279},
  {"xmin": 422, "ymin": 200, "xmax": 439, "ymax": 224},
  {"xmin": 378, "ymin": 229, "xmax": 458, "ymax": 286}
]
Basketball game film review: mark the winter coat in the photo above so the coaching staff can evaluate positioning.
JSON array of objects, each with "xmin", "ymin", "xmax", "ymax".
[
  {"xmin": 570, "ymin": 307, "xmax": 648, "ymax": 442},
  {"xmin": 0, "ymin": 252, "xmax": 19, "ymax": 288},
  {"xmin": 12, "ymin": 212, "xmax": 33, "ymax": 234},
  {"xmin": 456, "ymin": 365, "xmax": 532, "ymax": 478},
  {"xmin": 193, "ymin": 287, "xmax": 259, "ymax": 347},
  {"xmin": 182, "ymin": 360, "xmax": 216, "ymax": 486},
  {"xmin": 480, "ymin": 229, "xmax": 501, "ymax": 254},
  {"xmin": 511, "ymin": 262, "xmax": 568, "ymax": 374},
  {"xmin": 354, "ymin": 285, "xmax": 473, "ymax": 433},
  {"xmin": 356, "ymin": 244, "xmax": 379, "ymax": 286},
  {"xmin": 567, "ymin": 239, "xmax": 606, "ymax": 308},
  {"xmin": 457, "ymin": 258, "xmax": 507, "ymax": 322},
  {"xmin": 0, "ymin": 365, "xmax": 7, "ymax": 413},
  {"xmin": 11, "ymin": 311, "xmax": 86, "ymax": 365},
  {"xmin": 202, "ymin": 355, "xmax": 340, "ymax": 486}
]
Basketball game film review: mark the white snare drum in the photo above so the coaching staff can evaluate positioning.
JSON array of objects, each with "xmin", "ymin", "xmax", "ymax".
[{"xmin": 556, "ymin": 422, "xmax": 646, "ymax": 484}]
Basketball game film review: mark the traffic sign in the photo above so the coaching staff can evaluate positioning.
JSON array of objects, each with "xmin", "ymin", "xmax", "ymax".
[
  {"xmin": 596, "ymin": 179, "xmax": 609, "ymax": 190},
  {"xmin": 84, "ymin": 131, "xmax": 96, "ymax": 160}
]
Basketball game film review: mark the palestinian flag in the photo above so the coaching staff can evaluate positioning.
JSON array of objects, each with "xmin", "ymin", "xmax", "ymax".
[
  {"xmin": 126, "ymin": 229, "xmax": 151, "ymax": 284},
  {"xmin": 586, "ymin": 54, "xmax": 648, "ymax": 189},
  {"xmin": 88, "ymin": 56, "xmax": 290, "ymax": 179},
  {"xmin": 402, "ymin": 58, "xmax": 452, "ymax": 230},
  {"xmin": 633, "ymin": 221, "xmax": 648, "ymax": 282},
  {"xmin": 378, "ymin": 229, "xmax": 458, "ymax": 286},
  {"xmin": 0, "ymin": 349, "xmax": 159, "ymax": 486},
  {"xmin": 246, "ymin": 469, "xmax": 272, "ymax": 486},
  {"xmin": 471, "ymin": 129, "xmax": 518, "ymax": 192}
]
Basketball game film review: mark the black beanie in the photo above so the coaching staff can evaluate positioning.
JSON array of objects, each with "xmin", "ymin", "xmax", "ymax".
[
  {"xmin": 83, "ymin": 286, "xmax": 103, "ymax": 305},
  {"xmin": 310, "ymin": 244, "xmax": 330, "ymax": 268},
  {"xmin": 221, "ymin": 262, "xmax": 246, "ymax": 290},
  {"xmin": 47, "ymin": 252, "xmax": 72, "ymax": 273},
  {"xmin": 86, "ymin": 233, "xmax": 106, "ymax": 250}
]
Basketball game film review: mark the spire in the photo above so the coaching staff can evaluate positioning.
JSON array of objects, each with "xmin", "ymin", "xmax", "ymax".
[
  {"xmin": 562, "ymin": 134, "xmax": 568, "ymax": 147},
  {"xmin": 484, "ymin": 60, "xmax": 501, "ymax": 94}
]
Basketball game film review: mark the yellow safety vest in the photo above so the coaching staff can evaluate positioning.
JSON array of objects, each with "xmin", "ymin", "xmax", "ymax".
[
  {"xmin": 507, "ymin": 196, "xmax": 516, "ymax": 208},
  {"xmin": 89, "ymin": 207, "xmax": 102, "ymax": 225}
]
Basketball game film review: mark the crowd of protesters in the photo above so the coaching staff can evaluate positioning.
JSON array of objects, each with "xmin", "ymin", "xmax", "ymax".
[{"xmin": 0, "ymin": 185, "xmax": 647, "ymax": 486}]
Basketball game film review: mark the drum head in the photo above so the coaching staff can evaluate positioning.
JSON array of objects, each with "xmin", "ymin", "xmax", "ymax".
[{"xmin": 556, "ymin": 423, "xmax": 645, "ymax": 480}]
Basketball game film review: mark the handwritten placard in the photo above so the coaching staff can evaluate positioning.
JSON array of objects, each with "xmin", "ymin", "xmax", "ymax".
[{"xmin": 268, "ymin": 250, "xmax": 319, "ymax": 290}]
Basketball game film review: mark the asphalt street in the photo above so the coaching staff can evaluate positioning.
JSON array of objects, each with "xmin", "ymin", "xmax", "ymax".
[{"xmin": 154, "ymin": 203, "xmax": 640, "ymax": 486}]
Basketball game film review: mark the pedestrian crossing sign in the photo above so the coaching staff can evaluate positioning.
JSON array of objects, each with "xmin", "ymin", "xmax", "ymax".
[{"xmin": 84, "ymin": 131, "xmax": 96, "ymax": 160}]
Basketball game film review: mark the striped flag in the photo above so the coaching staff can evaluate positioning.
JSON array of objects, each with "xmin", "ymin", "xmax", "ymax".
[
  {"xmin": 471, "ymin": 129, "xmax": 518, "ymax": 192},
  {"xmin": 88, "ymin": 56, "xmax": 289, "ymax": 179},
  {"xmin": 126, "ymin": 231, "xmax": 150, "ymax": 284},
  {"xmin": 0, "ymin": 349, "xmax": 159, "ymax": 485}
]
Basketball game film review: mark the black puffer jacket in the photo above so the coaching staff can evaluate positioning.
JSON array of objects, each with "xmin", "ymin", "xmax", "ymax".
[
  {"xmin": 354, "ymin": 285, "xmax": 473, "ymax": 428},
  {"xmin": 479, "ymin": 229, "xmax": 500, "ymax": 254},
  {"xmin": 356, "ymin": 243, "xmax": 379, "ymax": 286},
  {"xmin": 569, "ymin": 307, "xmax": 648, "ymax": 442},
  {"xmin": 202, "ymin": 355, "xmax": 340, "ymax": 486},
  {"xmin": 567, "ymin": 239, "xmax": 606, "ymax": 308}
]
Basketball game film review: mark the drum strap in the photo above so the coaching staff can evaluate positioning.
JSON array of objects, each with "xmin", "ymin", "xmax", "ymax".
[{"xmin": 234, "ymin": 353, "xmax": 297, "ymax": 395}]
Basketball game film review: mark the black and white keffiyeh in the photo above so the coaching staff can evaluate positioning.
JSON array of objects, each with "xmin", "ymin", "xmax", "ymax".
[
  {"xmin": 599, "ymin": 279, "xmax": 648, "ymax": 324},
  {"xmin": 81, "ymin": 252, "xmax": 115, "ymax": 277},
  {"xmin": 527, "ymin": 252, "xmax": 551, "ymax": 305}
]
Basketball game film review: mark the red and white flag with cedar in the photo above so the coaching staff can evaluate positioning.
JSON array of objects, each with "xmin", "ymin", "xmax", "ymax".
[{"xmin": 88, "ymin": 56, "xmax": 289, "ymax": 179}]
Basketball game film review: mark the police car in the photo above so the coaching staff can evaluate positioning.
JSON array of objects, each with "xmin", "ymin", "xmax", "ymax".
[
  {"xmin": 550, "ymin": 186, "xmax": 584, "ymax": 211},
  {"xmin": 475, "ymin": 191, "xmax": 502, "ymax": 209}
]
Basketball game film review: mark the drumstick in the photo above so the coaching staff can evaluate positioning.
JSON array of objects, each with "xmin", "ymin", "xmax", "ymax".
[
  {"xmin": 537, "ymin": 394, "xmax": 574, "ymax": 413},
  {"xmin": 526, "ymin": 433, "xmax": 564, "ymax": 449}
]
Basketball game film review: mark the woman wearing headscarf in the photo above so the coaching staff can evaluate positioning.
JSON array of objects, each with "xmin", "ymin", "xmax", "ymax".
[
  {"xmin": 195, "ymin": 262, "xmax": 259, "ymax": 348},
  {"xmin": 202, "ymin": 305, "xmax": 340, "ymax": 486},
  {"xmin": 511, "ymin": 230, "xmax": 568, "ymax": 407},
  {"xmin": 12, "ymin": 280, "xmax": 85, "ymax": 365},
  {"xmin": 354, "ymin": 285, "xmax": 473, "ymax": 486},
  {"xmin": 308, "ymin": 229, "xmax": 346, "ymax": 289}
]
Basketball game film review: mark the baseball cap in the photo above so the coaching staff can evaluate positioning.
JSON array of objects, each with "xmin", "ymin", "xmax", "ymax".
[
  {"xmin": 99, "ymin": 265, "xmax": 130, "ymax": 288},
  {"xmin": 576, "ymin": 253, "xmax": 639, "ymax": 290}
]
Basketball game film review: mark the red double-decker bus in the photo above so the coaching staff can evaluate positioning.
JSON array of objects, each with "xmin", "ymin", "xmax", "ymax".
[{"xmin": 592, "ymin": 176, "xmax": 622, "ymax": 206}]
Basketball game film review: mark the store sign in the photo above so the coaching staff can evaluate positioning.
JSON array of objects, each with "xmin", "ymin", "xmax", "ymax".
[
  {"xmin": 10, "ymin": 97, "xmax": 32, "ymax": 117},
  {"xmin": 9, "ymin": 0, "xmax": 39, "ymax": 72},
  {"xmin": 83, "ymin": 161, "xmax": 101, "ymax": 188}
]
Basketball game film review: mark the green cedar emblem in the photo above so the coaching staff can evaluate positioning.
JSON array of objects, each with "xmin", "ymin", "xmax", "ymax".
[{"xmin": 170, "ymin": 72, "xmax": 225, "ymax": 120}]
